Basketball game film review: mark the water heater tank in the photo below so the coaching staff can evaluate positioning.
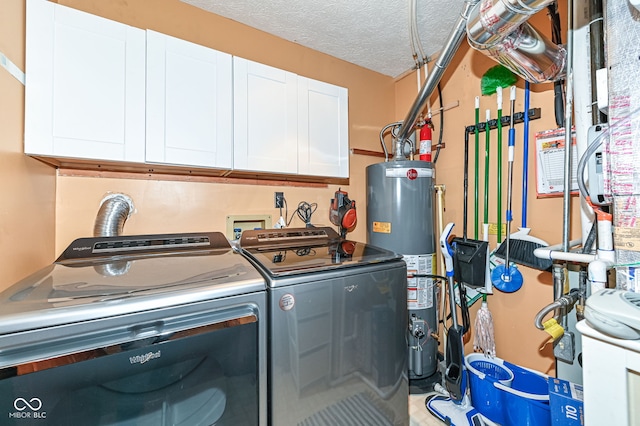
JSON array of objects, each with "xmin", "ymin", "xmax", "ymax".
[{"xmin": 366, "ymin": 160, "xmax": 438, "ymax": 380}]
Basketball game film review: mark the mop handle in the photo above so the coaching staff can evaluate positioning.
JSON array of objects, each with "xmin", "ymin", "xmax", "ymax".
[
  {"xmin": 496, "ymin": 87, "xmax": 503, "ymax": 243},
  {"xmin": 440, "ymin": 222, "xmax": 455, "ymax": 277},
  {"xmin": 474, "ymin": 96, "xmax": 480, "ymax": 240},
  {"xmin": 440, "ymin": 222, "xmax": 458, "ymax": 329},
  {"xmin": 505, "ymin": 86, "xmax": 516, "ymax": 266},
  {"xmin": 522, "ymin": 81, "xmax": 531, "ymax": 228},
  {"xmin": 483, "ymin": 109, "xmax": 490, "ymax": 242},
  {"xmin": 508, "ymin": 86, "xmax": 516, "ymax": 217}
]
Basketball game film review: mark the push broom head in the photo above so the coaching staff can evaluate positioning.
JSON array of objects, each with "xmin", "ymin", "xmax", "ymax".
[{"xmin": 494, "ymin": 228, "xmax": 552, "ymax": 271}]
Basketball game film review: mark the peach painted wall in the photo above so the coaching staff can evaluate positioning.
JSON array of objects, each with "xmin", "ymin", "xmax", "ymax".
[
  {"xmin": 0, "ymin": 1, "xmax": 56, "ymax": 290},
  {"xmin": 394, "ymin": 2, "xmax": 580, "ymax": 373}
]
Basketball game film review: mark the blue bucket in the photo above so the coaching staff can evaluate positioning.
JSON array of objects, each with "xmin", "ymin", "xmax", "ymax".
[
  {"xmin": 498, "ymin": 361, "xmax": 550, "ymax": 426},
  {"xmin": 465, "ymin": 354, "xmax": 551, "ymax": 426},
  {"xmin": 465, "ymin": 354, "xmax": 514, "ymax": 424}
]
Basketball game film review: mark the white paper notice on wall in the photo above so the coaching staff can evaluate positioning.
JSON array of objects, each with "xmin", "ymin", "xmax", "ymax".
[{"xmin": 535, "ymin": 127, "xmax": 579, "ymax": 198}]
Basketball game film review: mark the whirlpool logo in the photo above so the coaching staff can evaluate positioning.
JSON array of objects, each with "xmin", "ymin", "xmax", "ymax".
[
  {"xmin": 8, "ymin": 397, "xmax": 46, "ymax": 419},
  {"xmin": 129, "ymin": 350, "xmax": 161, "ymax": 365}
]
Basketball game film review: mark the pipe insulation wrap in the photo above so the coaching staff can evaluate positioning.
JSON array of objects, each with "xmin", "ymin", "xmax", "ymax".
[
  {"xmin": 484, "ymin": 23, "xmax": 566, "ymax": 82},
  {"xmin": 94, "ymin": 193, "xmax": 135, "ymax": 237},
  {"xmin": 466, "ymin": 0, "xmax": 566, "ymax": 82},
  {"xmin": 466, "ymin": 0, "xmax": 556, "ymax": 48}
]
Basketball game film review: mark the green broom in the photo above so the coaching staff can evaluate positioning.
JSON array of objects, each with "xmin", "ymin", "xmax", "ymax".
[
  {"xmin": 494, "ymin": 82, "xmax": 552, "ymax": 271},
  {"xmin": 481, "ymin": 65, "xmax": 517, "ymax": 96}
]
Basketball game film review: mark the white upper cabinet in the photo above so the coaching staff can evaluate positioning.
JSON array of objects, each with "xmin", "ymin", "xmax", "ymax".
[
  {"xmin": 146, "ymin": 31, "xmax": 233, "ymax": 168},
  {"xmin": 24, "ymin": 1, "xmax": 349, "ymax": 179},
  {"xmin": 298, "ymin": 77, "xmax": 349, "ymax": 178},
  {"xmin": 233, "ymin": 57, "xmax": 349, "ymax": 177},
  {"xmin": 233, "ymin": 57, "xmax": 298, "ymax": 174},
  {"xmin": 25, "ymin": 0, "xmax": 145, "ymax": 162}
]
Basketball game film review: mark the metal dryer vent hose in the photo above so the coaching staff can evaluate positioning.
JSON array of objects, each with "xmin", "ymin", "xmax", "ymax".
[
  {"xmin": 466, "ymin": 0, "xmax": 566, "ymax": 83},
  {"xmin": 94, "ymin": 193, "xmax": 135, "ymax": 237}
]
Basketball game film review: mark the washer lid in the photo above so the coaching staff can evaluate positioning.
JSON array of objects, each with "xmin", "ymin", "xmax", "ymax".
[
  {"xmin": 239, "ymin": 227, "xmax": 402, "ymax": 277},
  {"xmin": 0, "ymin": 232, "xmax": 265, "ymax": 334}
]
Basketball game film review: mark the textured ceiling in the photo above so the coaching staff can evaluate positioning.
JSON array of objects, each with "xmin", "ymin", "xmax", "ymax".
[{"xmin": 180, "ymin": 0, "xmax": 466, "ymax": 78}]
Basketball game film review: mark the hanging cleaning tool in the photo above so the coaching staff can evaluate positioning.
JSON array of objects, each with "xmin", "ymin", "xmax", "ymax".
[
  {"xmin": 479, "ymin": 66, "xmax": 518, "ymax": 242},
  {"xmin": 523, "ymin": 82, "xmax": 531, "ymax": 228},
  {"xmin": 492, "ymin": 86, "xmax": 523, "ymax": 293},
  {"xmin": 496, "ymin": 87, "xmax": 503, "ymax": 244},
  {"xmin": 495, "ymin": 82, "xmax": 552, "ymax": 271},
  {"xmin": 474, "ymin": 97, "xmax": 480, "ymax": 240},
  {"xmin": 482, "ymin": 109, "xmax": 491, "ymax": 243},
  {"xmin": 480, "ymin": 65, "xmax": 518, "ymax": 96},
  {"xmin": 473, "ymin": 296, "xmax": 495, "ymax": 357},
  {"xmin": 453, "ymin": 127, "xmax": 489, "ymax": 291},
  {"xmin": 426, "ymin": 223, "xmax": 487, "ymax": 426}
]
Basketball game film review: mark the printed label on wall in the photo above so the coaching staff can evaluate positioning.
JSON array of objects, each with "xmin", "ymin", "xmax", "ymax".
[{"xmin": 404, "ymin": 253, "xmax": 436, "ymax": 310}]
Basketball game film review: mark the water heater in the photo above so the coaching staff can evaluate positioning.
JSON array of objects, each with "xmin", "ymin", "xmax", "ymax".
[{"xmin": 366, "ymin": 160, "xmax": 438, "ymax": 381}]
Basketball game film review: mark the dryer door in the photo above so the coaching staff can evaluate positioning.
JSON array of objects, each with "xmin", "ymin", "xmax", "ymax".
[{"xmin": 0, "ymin": 295, "xmax": 266, "ymax": 426}]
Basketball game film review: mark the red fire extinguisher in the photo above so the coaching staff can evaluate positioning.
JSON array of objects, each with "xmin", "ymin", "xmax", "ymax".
[{"xmin": 419, "ymin": 124, "xmax": 432, "ymax": 162}]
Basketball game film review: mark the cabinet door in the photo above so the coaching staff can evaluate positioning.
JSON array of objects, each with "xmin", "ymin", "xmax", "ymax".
[
  {"xmin": 146, "ymin": 31, "xmax": 232, "ymax": 168},
  {"xmin": 233, "ymin": 57, "xmax": 298, "ymax": 174},
  {"xmin": 298, "ymin": 77, "xmax": 349, "ymax": 178},
  {"xmin": 25, "ymin": 0, "xmax": 145, "ymax": 162}
]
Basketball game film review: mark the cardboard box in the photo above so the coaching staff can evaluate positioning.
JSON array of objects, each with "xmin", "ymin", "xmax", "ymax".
[{"xmin": 549, "ymin": 378, "xmax": 584, "ymax": 426}]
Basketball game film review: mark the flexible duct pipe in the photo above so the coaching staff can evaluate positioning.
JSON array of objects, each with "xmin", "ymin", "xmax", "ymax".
[
  {"xmin": 466, "ymin": 0, "xmax": 566, "ymax": 82},
  {"xmin": 93, "ymin": 193, "xmax": 135, "ymax": 237},
  {"xmin": 394, "ymin": 0, "xmax": 480, "ymax": 155},
  {"xmin": 475, "ymin": 22, "xmax": 566, "ymax": 83},
  {"xmin": 466, "ymin": 0, "xmax": 557, "ymax": 47}
]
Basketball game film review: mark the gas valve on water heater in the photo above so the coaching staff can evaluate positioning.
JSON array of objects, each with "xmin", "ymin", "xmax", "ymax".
[{"xmin": 329, "ymin": 188, "xmax": 356, "ymax": 238}]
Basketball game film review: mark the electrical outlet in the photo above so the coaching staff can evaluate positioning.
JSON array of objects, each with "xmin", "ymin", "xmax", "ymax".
[{"xmin": 275, "ymin": 192, "xmax": 284, "ymax": 208}]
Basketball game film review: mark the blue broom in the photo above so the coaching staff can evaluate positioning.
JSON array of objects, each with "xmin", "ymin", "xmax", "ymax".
[{"xmin": 494, "ymin": 82, "xmax": 552, "ymax": 271}]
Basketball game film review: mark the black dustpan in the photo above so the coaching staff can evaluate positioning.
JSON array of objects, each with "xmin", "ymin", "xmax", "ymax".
[
  {"xmin": 453, "ymin": 237, "xmax": 489, "ymax": 288},
  {"xmin": 453, "ymin": 128, "xmax": 489, "ymax": 289}
]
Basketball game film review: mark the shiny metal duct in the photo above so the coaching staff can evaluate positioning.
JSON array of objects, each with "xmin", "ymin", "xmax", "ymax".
[
  {"xmin": 93, "ymin": 193, "xmax": 135, "ymax": 237},
  {"xmin": 466, "ymin": 0, "xmax": 566, "ymax": 83},
  {"xmin": 466, "ymin": 0, "xmax": 556, "ymax": 47},
  {"xmin": 394, "ymin": 0, "xmax": 480, "ymax": 157},
  {"xmin": 477, "ymin": 21, "xmax": 566, "ymax": 83}
]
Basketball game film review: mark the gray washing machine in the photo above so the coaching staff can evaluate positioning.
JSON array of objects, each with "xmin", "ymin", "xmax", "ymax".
[
  {"xmin": 0, "ymin": 232, "xmax": 266, "ymax": 425},
  {"xmin": 239, "ymin": 227, "xmax": 408, "ymax": 426}
]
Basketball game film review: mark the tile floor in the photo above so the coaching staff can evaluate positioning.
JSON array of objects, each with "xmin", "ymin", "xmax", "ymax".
[{"xmin": 409, "ymin": 393, "xmax": 445, "ymax": 426}]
